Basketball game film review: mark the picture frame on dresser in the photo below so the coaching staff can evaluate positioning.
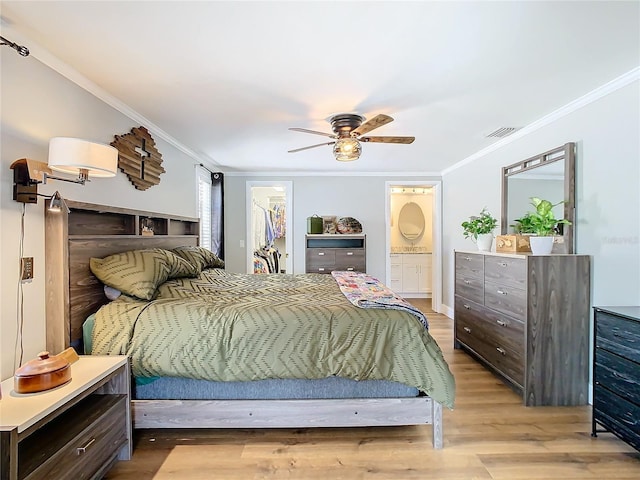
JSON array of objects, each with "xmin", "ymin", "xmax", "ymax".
[{"xmin": 591, "ymin": 306, "xmax": 640, "ymax": 452}]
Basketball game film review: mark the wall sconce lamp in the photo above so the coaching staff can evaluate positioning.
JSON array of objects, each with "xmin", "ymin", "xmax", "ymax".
[
  {"xmin": 10, "ymin": 138, "xmax": 118, "ymax": 204},
  {"xmin": 48, "ymin": 191, "xmax": 70, "ymax": 213}
]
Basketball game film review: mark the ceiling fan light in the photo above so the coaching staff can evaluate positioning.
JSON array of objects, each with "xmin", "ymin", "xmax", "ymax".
[{"xmin": 333, "ymin": 138, "xmax": 361, "ymax": 162}]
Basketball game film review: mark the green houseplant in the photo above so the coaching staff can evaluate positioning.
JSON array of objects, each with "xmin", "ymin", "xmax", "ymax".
[
  {"xmin": 511, "ymin": 212, "xmax": 536, "ymax": 234},
  {"xmin": 461, "ymin": 208, "xmax": 498, "ymax": 251},
  {"xmin": 527, "ymin": 197, "xmax": 571, "ymax": 236},
  {"xmin": 526, "ymin": 197, "xmax": 572, "ymax": 254}
]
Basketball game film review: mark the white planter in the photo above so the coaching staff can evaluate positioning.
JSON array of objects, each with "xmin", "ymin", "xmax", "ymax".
[
  {"xmin": 476, "ymin": 233, "xmax": 494, "ymax": 252},
  {"xmin": 530, "ymin": 236, "xmax": 554, "ymax": 255}
]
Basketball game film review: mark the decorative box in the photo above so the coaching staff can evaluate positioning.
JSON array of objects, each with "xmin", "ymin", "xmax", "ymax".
[
  {"xmin": 495, "ymin": 234, "xmax": 531, "ymax": 253},
  {"xmin": 307, "ymin": 215, "xmax": 323, "ymax": 234}
]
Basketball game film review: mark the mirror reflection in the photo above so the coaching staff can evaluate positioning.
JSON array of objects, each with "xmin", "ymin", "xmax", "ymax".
[
  {"xmin": 501, "ymin": 142, "xmax": 575, "ymax": 253},
  {"xmin": 506, "ymin": 162, "xmax": 564, "ymax": 231},
  {"xmin": 398, "ymin": 202, "xmax": 425, "ymax": 240}
]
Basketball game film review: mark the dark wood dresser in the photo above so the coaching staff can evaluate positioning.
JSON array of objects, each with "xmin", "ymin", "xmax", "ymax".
[
  {"xmin": 305, "ymin": 234, "xmax": 366, "ymax": 274},
  {"xmin": 454, "ymin": 250, "xmax": 591, "ymax": 406},
  {"xmin": 592, "ymin": 306, "xmax": 640, "ymax": 451}
]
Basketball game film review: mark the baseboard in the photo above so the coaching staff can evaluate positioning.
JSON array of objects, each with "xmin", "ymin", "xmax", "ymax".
[{"xmin": 441, "ymin": 303, "xmax": 454, "ymax": 319}]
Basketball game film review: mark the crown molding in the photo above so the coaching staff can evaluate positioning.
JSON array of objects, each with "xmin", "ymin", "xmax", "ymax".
[
  {"xmin": 441, "ymin": 66, "xmax": 640, "ymax": 176},
  {"xmin": 4, "ymin": 24, "xmax": 220, "ymax": 170},
  {"xmin": 223, "ymin": 170, "xmax": 442, "ymax": 177}
]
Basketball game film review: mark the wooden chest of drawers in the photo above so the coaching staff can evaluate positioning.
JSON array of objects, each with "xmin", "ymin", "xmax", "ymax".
[
  {"xmin": 592, "ymin": 306, "xmax": 640, "ymax": 451},
  {"xmin": 305, "ymin": 234, "xmax": 366, "ymax": 274},
  {"xmin": 454, "ymin": 251, "xmax": 591, "ymax": 406}
]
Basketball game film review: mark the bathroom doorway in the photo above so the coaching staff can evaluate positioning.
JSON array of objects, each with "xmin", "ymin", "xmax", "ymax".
[
  {"xmin": 246, "ymin": 181, "xmax": 293, "ymax": 274},
  {"xmin": 385, "ymin": 181, "xmax": 442, "ymax": 313}
]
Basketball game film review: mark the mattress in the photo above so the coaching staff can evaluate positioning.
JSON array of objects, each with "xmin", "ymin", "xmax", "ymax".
[{"xmin": 133, "ymin": 376, "xmax": 419, "ymax": 400}]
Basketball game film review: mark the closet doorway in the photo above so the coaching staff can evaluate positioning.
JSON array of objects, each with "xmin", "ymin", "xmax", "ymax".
[
  {"xmin": 385, "ymin": 181, "xmax": 442, "ymax": 313},
  {"xmin": 246, "ymin": 181, "xmax": 293, "ymax": 274}
]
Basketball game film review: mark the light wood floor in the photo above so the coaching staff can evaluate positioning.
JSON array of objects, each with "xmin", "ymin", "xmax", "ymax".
[{"xmin": 105, "ymin": 299, "xmax": 640, "ymax": 479}]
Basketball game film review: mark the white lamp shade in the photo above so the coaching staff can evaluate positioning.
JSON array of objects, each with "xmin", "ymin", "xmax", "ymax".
[{"xmin": 48, "ymin": 137, "xmax": 118, "ymax": 178}]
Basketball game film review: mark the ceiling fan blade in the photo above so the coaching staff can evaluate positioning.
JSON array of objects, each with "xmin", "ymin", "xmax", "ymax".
[
  {"xmin": 351, "ymin": 114, "xmax": 394, "ymax": 136},
  {"xmin": 288, "ymin": 141, "xmax": 336, "ymax": 153},
  {"xmin": 360, "ymin": 136, "xmax": 415, "ymax": 144},
  {"xmin": 289, "ymin": 127, "xmax": 337, "ymax": 138}
]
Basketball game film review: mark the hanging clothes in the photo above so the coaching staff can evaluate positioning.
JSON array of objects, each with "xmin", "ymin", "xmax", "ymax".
[{"xmin": 270, "ymin": 203, "xmax": 286, "ymax": 239}]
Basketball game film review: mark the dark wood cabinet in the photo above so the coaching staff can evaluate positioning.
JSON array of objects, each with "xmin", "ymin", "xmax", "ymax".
[
  {"xmin": 0, "ymin": 356, "xmax": 131, "ymax": 480},
  {"xmin": 454, "ymin": 251, "xmax": 591, "ymax": 406},
  {"xmin": 592, "ymin": 306, "xmax": 640, "ymax": 451},
  {"xmin": 305, "ymin": 234, "xmax": 366, "ymax": 274}
]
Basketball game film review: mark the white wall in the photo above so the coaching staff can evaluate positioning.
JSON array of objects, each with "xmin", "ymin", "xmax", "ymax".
[
  {"xmin": 442, "ymin": 80, "xmax": 640, "ymax": 313},
  {"xmin": 224, "ymin": 175, "xmax": 441, "ymax": 280},
  {"xmin": 0, "ymin": 51, "xmax": 200, "ymax": 380}
]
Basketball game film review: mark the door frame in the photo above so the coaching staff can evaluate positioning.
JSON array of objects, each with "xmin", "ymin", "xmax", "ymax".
[
  {"xmin": 245, "ymin": 181, "xmax": 293, "ymax": 274},
  {"xmin": 385, "ymin": 180, "xmax": 443, "ymax": 313}
]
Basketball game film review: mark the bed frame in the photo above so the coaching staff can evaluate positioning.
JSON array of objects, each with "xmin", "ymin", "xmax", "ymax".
[{"xmin": 44, "ymin": 200, "xmax": 443, "ymax": 448}]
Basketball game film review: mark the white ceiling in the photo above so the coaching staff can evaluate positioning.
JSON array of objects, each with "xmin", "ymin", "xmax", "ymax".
[{"xmin": 2, "ymin": 1, "xmax": 639, "ymax": 174}]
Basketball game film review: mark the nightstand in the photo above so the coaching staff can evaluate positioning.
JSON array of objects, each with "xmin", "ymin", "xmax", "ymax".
[{"xmin": 0, "ymin": 355, "xmax": 131, "ymax": 480}]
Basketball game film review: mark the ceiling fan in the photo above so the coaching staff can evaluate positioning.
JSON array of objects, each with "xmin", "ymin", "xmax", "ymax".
[{"xmin": 288, "ymin": 113, "xmax": 415, "ymax": 162}]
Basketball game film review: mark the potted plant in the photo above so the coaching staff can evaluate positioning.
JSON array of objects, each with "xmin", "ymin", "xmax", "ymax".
[
  {"xmin": 526, "ymin": 197, "xmax": 571, "ymax": 254},
  {"xmin": 511, "ymin": 212, "xmax": 536, "ymax": 234},
  {"xmin": 461, "ymin": 208, "xmax": 498, "ymax": 251}
]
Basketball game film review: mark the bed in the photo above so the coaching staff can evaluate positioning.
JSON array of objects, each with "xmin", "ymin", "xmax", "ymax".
[{"xmin": 44, "ymin": 201, "xmax": 455, "ymax": 449}]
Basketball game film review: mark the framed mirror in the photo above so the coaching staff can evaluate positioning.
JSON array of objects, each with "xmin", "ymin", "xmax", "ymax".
[
  {"xmin": 398, "ymin": 201, "xmax": 425, "ymax": 240},
  {"xmin": 501, "ymin": 142, "xmax": 575, "ymax": 253}
]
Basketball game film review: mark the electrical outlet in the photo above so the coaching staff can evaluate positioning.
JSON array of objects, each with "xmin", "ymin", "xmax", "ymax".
[{"xmin": 21, "ymin": 257, "xmax": 34, "ymax": 281}]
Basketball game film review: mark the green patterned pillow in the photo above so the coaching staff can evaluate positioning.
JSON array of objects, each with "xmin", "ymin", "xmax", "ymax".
[
  {"xmin": 90, "ymin": 248, "xmax": 197, "ymax": 300},
  {"xmin": 172, "ymin": 246, "xmax": 225, "ymax": 272}
]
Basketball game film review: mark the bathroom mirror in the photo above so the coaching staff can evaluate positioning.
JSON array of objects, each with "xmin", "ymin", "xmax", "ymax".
[
  {"xmin": 398, "ymin": 202, "xmax": 425, "ymax": 240},
  {"xmin": 501, "ymin": 142, "xmax": 575, "ymax": 253}
]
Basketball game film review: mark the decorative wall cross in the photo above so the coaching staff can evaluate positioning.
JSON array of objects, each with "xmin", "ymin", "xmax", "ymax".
[{"xmin": 111, "ymin": 126, "xmax": 165, "ymax": 190}]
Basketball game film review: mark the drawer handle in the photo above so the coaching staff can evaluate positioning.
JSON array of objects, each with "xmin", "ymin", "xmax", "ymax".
[
  {"xmin": 77, "ymin": 438, "xmax": 96, "ymax": 456},
  {"xmin": 463, "ymin": 304, "xmax": 471, "ymax": 310},
  {"xmin": 318, "ymin": 267, "xmax": 325, "ymax": 272},
  {"xmin": 464, "ymin": 256, "xmax": 471, "ymax": 261},
  {"xmin": 496, "ymin": 320, "xmax": 507, "ymax": 327},
  {"xmin": 463, "ymin": 327, "xmax": 472, "ymax": 333},
  {"xmin": 318, "ymin": 252, "xmax": 325, "ymax": 256},
  {"xmin": 347, "ymin": 267, "xmax": 354, "ymax": 271},
  {"xmin": 497, "ymin": 289, "xmax": 507, "ymax": 295},
  {"xmin": 346, "ymin": 252, "xmax": 354, "ymax": 256},
  {"xmin": 499, "ymin": 262, "xmax": 508, "ymax": 267},
  {"xmin": 496, "ymin": 347, "xmax": 506, "ymax": 356},
  {"xmin": 464, "ymin": 280, "xmax": 471, "ymax": 285}
]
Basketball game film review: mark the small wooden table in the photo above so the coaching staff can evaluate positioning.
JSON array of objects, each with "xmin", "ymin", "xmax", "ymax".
[{"xmin": 0, "ymin": 355, "xmax": 131, "ymax": 480}]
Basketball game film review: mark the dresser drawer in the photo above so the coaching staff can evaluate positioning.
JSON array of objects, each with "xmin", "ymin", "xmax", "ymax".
[
  {"xmin": 455, "ymin": 296, "xmax": 524, "ymax": 353},
  {"xmin": 335, "ymin": 249, "xmax": 364, "ymax": 264},
  {"xmin": 596, "ymin": 311, "xmax": 640, "ymax": 364},
  {"xmin": 306, "ymin": 248, "xmax": 336, "ymax": 264},
  {"xmin": 455, "ymin": 275, "xmax": 484, "ymax": 305},
  {"xmin": 595, "ymin": 348, "xmax": 640, "ymax": 402},
  {"xmin": 20, "ymin": 394, "xmax": 127, "ymax": 480},
  {"xmin": 455, "ymin": 302, "xmax": 524, "ymax": 386},
  {"xmin": 455, "ymin": 252, "xmax": 483, "ymax": 278},
  {"xmin": 594, "ymin": 386, "xmax": 640, "ymax": 451},
  {"xmin": 484, "ymin": 280, "xmax": 526, "ymax": 321},
  {"xmin": 484, "ymin": 255, "xmax": 527, "ymax": 288}
]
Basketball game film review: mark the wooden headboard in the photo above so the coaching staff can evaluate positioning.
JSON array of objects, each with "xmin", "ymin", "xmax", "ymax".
[{"xmin": 44, "ymin": 200, "xmax": 199, "ymax": 354}]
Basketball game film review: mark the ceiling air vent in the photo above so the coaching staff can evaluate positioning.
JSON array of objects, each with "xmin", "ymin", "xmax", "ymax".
[{"xmin": 486, "ymin": 127, "xmax": 520, "ymax": 138}]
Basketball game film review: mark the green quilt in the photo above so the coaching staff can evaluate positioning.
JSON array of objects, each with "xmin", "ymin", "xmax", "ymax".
[{"xmin": 92, "ymin": 270, "xmax": 455, "ymax": 408}]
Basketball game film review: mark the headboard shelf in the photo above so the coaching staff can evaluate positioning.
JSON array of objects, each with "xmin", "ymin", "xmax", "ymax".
[{"xmin": 45, "ymin": 200, "xmax": 200, "ymax": 354}]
